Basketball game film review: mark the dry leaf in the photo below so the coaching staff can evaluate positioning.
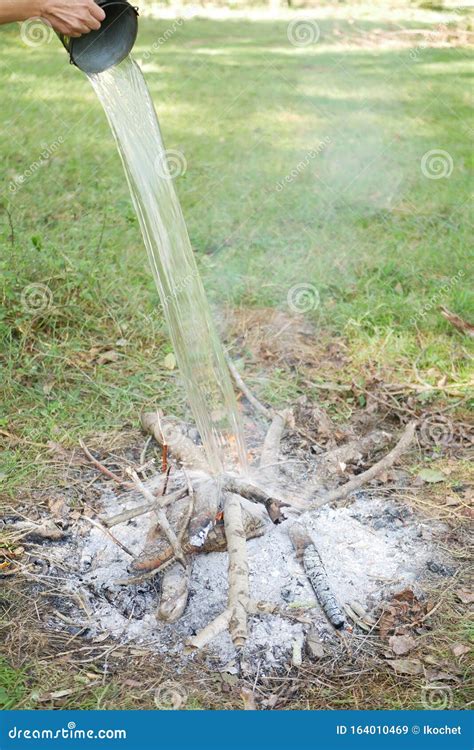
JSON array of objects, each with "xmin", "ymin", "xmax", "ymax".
[
  {"xmin": 389, "ymin": 634, "xmax": 416, "ymax": 656},
  {"xmin": 306, "ymin": 629, "xmax": 325, "ymax": 659},
  {"xmin": 425, "ymin": 669, "xmax": 458, "ymax": 683},
  {"xmin": 123, "ymin": 679, "xmax": 143, "ymax": 688},
  {"xmin": 262, "ymin": 693, "xmax": 279, "ymax": 709},
  {"xmin": 48, "ymin": 496, "xmax": 65, "ymax": 518},
  {"xmin": 97, "ymin": 350, "xmax": 120, "ymax": 365},
  {"xmin": 379, "ymin": 589, "xmax": 425, "ymax": 641},
  {"xmin": 393, "ymin": 589, "xmax": 417, "ymax": 603},
  {"xmin": 163, "ymin": 353, "xmax": 176, "ymax": 370},
  {"xmin": 455, "ymin": 589, "xmax": 474, "ymax": 605},
  {"xmin": 387, "ymin": 658, "xmax": 422, "ymax": 676},
  {"xmin": 451, "ymin": 643, "xmax": 470, "ymax": 658},
  {"xmin": 417, "ymin": 468, "xmax": 446, "ymax": 484}
]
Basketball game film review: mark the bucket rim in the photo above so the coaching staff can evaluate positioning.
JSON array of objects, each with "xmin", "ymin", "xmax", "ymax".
[{"xmin": 69, "ymin": 2, "xmax": 139, "ymax": 74}]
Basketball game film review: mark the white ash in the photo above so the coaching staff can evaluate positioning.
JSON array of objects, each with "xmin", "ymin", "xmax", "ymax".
[{"xmin": 46, "ymin": 488, "xmax": 446, "ymax": 673}]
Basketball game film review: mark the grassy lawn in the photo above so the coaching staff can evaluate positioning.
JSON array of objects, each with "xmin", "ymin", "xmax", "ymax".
[{"xmin": 0, "ymin": 3, "xmax": 472, "ymax": 709}]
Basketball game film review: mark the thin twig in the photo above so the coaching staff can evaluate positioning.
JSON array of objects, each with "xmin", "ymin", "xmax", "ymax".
[
  {"xmin": 226, "ymin": 355, "xmax": 272, "ymax": 419},
  {"xmin": 79, "ymin": 440, "xmax": 135, "ymax": 489},
  {"xmin": 140, "ymin": 435, "xmax": 152, "ymax": 467},
  {"xmin": 309, "ymin": 421, "xmax": 418, "ymax": 510},
  {"xmin": 127, "ymin": 470, "xmax": 185, "ymax": 564},
  {"xmin": 82, "ymin": 516, "xmax": 134, "ymax": 558},
  {"xmin": 101, "ymin": 487, "xmax": 188, "ymax": 528}
]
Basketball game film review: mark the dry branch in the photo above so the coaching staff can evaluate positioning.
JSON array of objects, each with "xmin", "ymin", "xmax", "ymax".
[
  {"xmin": 82, "ymin": 516, "xmax": 134, "ymax": 558},
  {"xmin": 224, "ymin": 492, "xmax": 250, "ymax": 647},
  {"xmin": 157, "ymin": 562, "xmax": 190, "ymax": 623},
  {"xmin": 289, "ymin": 523, "xmax": 345, "ymax": 629},
  {"xmin": 225, "ymin": 356, "xmax": 272, "ymax": 419},
  {"xmin": 157, "ymin": 487, "xmax": 195, "ymax": 622},
  {"xmin": 141, "ymin": 412, "xmax": 208, "ymax": 472},
  {"xmin": 5, "ymin": 519, "xmax": 65, "ymax": 542},
  {"xmin": 440, "ymin": 306, "xmax": 474, "ymax": 338},
  {"xmin": 127, "ymin": 470, "xmax": 185, "ymax": 564},
  {"xmin": 186, "ymin": 608, "xmax": 232, "ymax": 651},
  {"xmin": 248, "ymin": 599, "xmax": 312, "ymax": 624},
  {"xmin": 79, "ymin": 440, "xmax": 136, "ymax": 489},
  {"xmin": 188, "ymin": 477, "xmax": 221, "ymax": 548},
  {"xmin": 102, "ymin": 487, "xmax": 188, "ymax": 528},
  {"xmin": 259, "ymin": 409, "xmax": 292, "ymax": 470},
  {"xmin": 316, "ymin": 430, "xmax": 392, "ymax": 479},
  {"xmin": 310, "ymin": 420, "xmax": 417, "ymax": 509},
  {"xmin": 222, "ymin": 475, "xmax": 304, "ymax": 519},
  {"xmin": 128, "ymin": 497, "xmax": 266, "ymax": 575},
  {"xmin": 188, "ymin": 492, "xmax": 251, "ymax": 651}
]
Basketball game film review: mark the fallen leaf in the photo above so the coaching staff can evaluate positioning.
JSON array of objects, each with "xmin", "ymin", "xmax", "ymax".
[
  {"xmin": 451, "ymin": 643, "xmax": 470, "ymax": 658},
  {"xmin": 387, "ymin": 658, "xmax": 423, "ymax": 676},
  {"xmin": 389, "ymin": 635, "xmax": 417, "ymax": 656},
  {"xmin": 220, "ymin": 672, "xmax": 238, "ymax": 686},
  {"xmin": 37, "ymin": 687, "xmax": 89, "ymax": 702},
  {"xmin": 262, "ymin": 693, "xmax": 279, "ymax": 709},
  {"xmin": 48, "ymin": 496, "xmax": 65, "ymax": 518},
  {"xmin": 425, "ymin": 669, "xmax": 459, "ymax": 683},
  {"xmin": 445, "ymin": 496, "xmax": 461, "ymax": 507},
  {"xmin": 455, "ymin": 589, "xmax": 474, "ymax": 605},
  {"xmin": 417, "ymin": 468, "xmax": 446, "ymax": 484},
  {"xmin": 379, "ymin": 589, "xmax": 425, "ymax": 641},
  {"xmin": 393, "ymin": 588, "xmax": 417, "ymax": 603},
  {"xmin": 96, "ymin": 350, "xmax": 120, "ymax": 365},
  {"xmin": 42, "ymin": 380, "xmax": 54, "ymax": 395},
  {"xmin": 163, "ymin": 352, "xmax": 176, "ymax": 370},
  {"xmin": 123, "ymin": 679, "xmax": 143, "ymax": 688},
  {"xmin": 306, "ymin": 628, "xmax": 325, "ymax": 659}
]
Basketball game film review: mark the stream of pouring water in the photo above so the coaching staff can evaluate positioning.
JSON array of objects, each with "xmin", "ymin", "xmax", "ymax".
[{"xmin": 89, "ymin": 56, "xmax": 247, "ymax": 474}]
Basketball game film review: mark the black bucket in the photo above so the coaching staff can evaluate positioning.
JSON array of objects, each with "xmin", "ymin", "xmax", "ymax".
[{"xmin": 57, "ymin": 1, "xmax": 138, "ymax": 75}]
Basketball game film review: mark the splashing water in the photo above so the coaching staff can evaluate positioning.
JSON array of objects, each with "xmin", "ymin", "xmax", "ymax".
[{"xmin": 89, "ymin": 56, "xmax": 247, "ymax": 474}]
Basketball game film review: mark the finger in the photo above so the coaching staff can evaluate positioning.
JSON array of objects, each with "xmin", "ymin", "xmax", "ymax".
[
  {"xmin": 88, "ymin": 2, "xmax": 106, "ymax": 22},
  {"xmin": 70, "ymin": 23, "xmax": 92, "ymax": 36},
  {"xmin": 85, "ymin": 14, "xmax": 102, "ymax": 31}
]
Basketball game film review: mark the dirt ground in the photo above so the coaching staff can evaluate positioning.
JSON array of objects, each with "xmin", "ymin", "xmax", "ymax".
[{"xmin": 1, "ymin": 311, "xmax": 472, "ymax": 710}]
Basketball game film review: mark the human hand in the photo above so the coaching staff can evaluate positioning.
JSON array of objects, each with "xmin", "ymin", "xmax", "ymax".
[{"xmin": 40, "ymin": 0, "xmax": 105, "ymax": 37}]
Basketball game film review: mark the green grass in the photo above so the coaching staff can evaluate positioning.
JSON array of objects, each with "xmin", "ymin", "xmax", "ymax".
[
  {"xmin": 0, "ymin": 658, "xmax": 27, "ymax": 709},
  {"xmin": 0, "ymin": 8, "xmax": 472, "ymax": 498}
]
